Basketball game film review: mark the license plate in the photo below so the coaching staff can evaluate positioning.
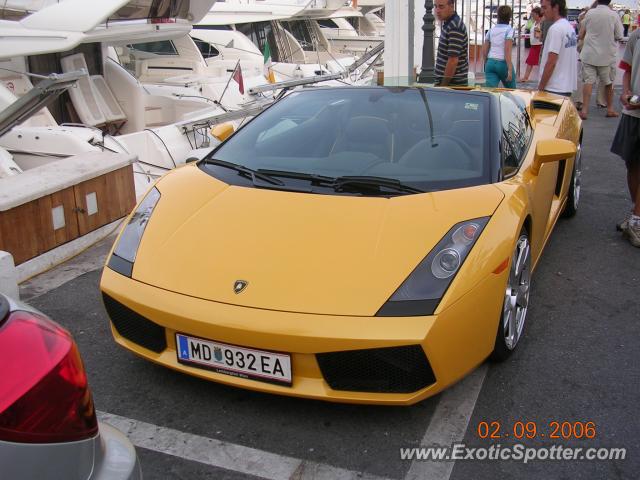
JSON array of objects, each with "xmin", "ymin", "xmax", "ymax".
[{"xmin": 175, "ymin": 333, "xmax": 292, "ymax": 386}]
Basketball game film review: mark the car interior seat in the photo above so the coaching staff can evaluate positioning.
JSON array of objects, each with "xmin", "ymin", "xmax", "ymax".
[
  {"xmin": 398, "ymin": 137, "xmax": 473, "ymax": 171},
  {"xmin": 330, "ymin": 116, "xmax": 392, "ymax": 161}
]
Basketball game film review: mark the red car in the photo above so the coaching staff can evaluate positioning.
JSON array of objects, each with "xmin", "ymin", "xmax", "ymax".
[{"xmin": 0, "ymin": 293, "xmax": 142, "ymax": 479}]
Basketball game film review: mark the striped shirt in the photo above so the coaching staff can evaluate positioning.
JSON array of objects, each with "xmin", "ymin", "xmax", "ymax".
[{"xmin": 435, "ymin": 13, "xmax": 469, "ymax": 85}]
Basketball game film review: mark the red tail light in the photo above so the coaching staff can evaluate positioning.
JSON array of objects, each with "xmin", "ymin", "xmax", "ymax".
[{"xmin": 0, "ymin": 311, "xmax": 98, "ymax": 443}]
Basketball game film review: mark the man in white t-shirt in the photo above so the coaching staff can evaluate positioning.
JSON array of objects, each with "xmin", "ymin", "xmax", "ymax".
[{"xmin": 538, "ymin": 0, "xmax": 578, "ymax": 96}]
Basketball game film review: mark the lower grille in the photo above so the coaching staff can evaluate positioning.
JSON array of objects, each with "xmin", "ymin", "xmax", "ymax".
[
  {"xmin": 316, "ymin": 345, "xmax": 436, "ymax": 393},
  {"xmin": 102, "ymin": 294, "xmax": 167, "ymax": 353}
]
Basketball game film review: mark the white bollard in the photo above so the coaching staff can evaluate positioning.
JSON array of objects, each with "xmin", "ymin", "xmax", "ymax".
[{"xmin": 0, "ymin": 251, "xmax": 19, "ymax": 300}]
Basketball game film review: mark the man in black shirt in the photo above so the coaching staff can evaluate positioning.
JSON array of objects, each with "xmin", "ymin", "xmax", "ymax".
[{"xmin": 434, "ymin": 0, "xmax": 469, "ymax": 85}]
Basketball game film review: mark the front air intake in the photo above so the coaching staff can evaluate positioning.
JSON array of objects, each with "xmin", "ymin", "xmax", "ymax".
[
  {"xmin": 102, "ymin": 294, "xmax": 167, "ymax": 353},
  {"xmin": 317, "ymin": 345, "xmax": 436, "ymax": 393}
]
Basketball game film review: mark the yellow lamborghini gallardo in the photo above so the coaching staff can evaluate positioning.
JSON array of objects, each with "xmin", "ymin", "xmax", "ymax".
[{"xmin": 100, "ymin": 86, "xmax": 581, "ymax": 405}]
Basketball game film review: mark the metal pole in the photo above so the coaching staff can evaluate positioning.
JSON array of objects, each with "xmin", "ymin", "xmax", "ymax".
[
  {"xmin": 510, "ymin": 0, "xmax": 515, "ymax": 78},
  {"xmin": 218, "ymin": 59, "xmax": 239, "ymax": 105},
  {"xmin": 418, "ymin": 0, "xmax": 436, "ymax": 83},
  {"xmin": 482, "ymin": 0, "xmax": 487, "ymax": 73},
  {"xmin": 475, "ymin": 0, "xmax": 479, "ymax": 74},
  {"xmin": 515, "ymin": 0, "xmax": 522, "ymax": 78}
]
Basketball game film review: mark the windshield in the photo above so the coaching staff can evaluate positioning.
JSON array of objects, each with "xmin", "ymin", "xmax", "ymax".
[{"xmin": 205, "ymin": 88, "xmax": 492, "ymax": 194}]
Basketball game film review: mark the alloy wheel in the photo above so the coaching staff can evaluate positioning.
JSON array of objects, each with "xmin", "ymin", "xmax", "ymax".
[
  {"xmin": 503, "ymin": 234, "xmax": 531, "ymax": 350},
  {"xmin": 573, "ymin": 143, "xmax": 582, "ymax": 210}
]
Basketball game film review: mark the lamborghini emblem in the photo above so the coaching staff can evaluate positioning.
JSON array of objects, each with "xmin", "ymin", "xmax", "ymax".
[{"xmin": 234, "ymin": 280, "xmax": 248, "ymax": 294}]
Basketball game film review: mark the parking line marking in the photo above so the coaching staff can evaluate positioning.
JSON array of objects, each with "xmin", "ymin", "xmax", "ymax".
[
  {"xmin": 97, "ymin": 411, "xmax": 390, "ymax": 480},
  {"xmin": 404, "ymin": 364, "xmax": 488, "ymax": 480}
]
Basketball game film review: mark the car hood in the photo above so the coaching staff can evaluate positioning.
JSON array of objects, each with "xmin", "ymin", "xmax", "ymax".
[{"xmin": 132, "ymin": 165, "xmax": 504, "ymax": 316}]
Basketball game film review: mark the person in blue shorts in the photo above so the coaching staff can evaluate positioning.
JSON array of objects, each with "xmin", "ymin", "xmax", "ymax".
[{"xmin": 483, "ymin": 5, "xmax": 517, "ymax": 88}]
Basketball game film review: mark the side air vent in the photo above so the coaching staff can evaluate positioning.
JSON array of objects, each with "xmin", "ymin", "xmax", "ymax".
[{"xmin": 532, "ymin": 100, "xmax": 562, "ymax": 112}]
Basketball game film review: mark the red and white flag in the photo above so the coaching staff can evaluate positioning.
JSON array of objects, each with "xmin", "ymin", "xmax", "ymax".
[{"xmin": 232, "ymin": 62, "xmax": 244, "ymax": 95}]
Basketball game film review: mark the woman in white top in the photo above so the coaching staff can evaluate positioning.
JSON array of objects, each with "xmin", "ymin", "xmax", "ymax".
[
  {"xmin": 482, "ymin": 5, "xmax": 516, "ymax": 88},
  {"xmin": 520, "ymin": 7, "xmax": 542, "ymax": 82}
]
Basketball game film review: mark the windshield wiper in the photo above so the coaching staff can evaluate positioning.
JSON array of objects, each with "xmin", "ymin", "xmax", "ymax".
[
  {"xmin": 202, "ymin": 158, "xmax": 285, "ymax": 186},
  {"xmin": 257, "ymin": 171, "xmax": 424, "ymax": 195},
  {"xmin": 256, "ymin": 169, "xmax": 336, "ymax": 184},
  {"xmin": 332, "ymin": 176, "xmax": 425, "ymax": 195},
  {"xmin": 418, "ymin": 88, "xmax": 437, "ymax": 148}
]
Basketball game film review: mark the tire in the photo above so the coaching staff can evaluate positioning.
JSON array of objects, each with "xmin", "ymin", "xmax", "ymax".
[
  {"xmin": 490, "ymin": 230, "xmax": 531, "ymax": 362},
  {"xmin": 561, "ymin": 142, "xmax": 582, "ymax": 218}
]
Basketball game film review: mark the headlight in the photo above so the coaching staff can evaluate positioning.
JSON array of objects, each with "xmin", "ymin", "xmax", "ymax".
[
  {"xmin": 376, "ymin": 217, "xmax": 490, "ymax": 316},
  {"xmin": 107, "ymin": 187, "xmax": 161, "ymax": 277}
]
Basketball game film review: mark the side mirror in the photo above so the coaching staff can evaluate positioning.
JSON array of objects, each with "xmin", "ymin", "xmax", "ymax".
[
  {"xmin": 531, "ymin": 138, "xmax": 576, "ymax": 175},
  {"xmin": 211, "ymin": 123, "xmax": 235, "ymax": 142}
]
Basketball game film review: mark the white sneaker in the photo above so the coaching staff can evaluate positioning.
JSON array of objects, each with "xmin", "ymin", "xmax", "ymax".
[
  {"xmin": 627, "ymin": 220, "xmax": 640, "ymax": 248},
  {"xmin": 617, "ymin": 210, "xmax": 633, "ymax": 232}
]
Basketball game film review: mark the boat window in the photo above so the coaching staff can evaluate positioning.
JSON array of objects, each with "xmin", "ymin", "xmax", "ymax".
[
  {"xmin": 236, "ymin": 22, "xmax": 280, "ymax": 61},
  {"xmin": 318, "ymin": 19, "xmax": 340, "ymax": 29},
  {"xmin": 109, "ymin": 0, "xmax": 190, "ymax": 22},
  {"xmin": 191, "ymin": 37, "xmax": 220, "ymax": 60},
  {"xmin": 281, "ymin": 20, "xmax": 316, "ymax": 51},
  {"xmin": 128, "ymin": 40, "xmax": 178, "ymax": 56},
  {"xmin": 346, "ymin": 17, "xmax": 359, "ymax": 29},
  {"xmin": 193, "ymin": 24, "xmax": 232, "ymax": 31}
]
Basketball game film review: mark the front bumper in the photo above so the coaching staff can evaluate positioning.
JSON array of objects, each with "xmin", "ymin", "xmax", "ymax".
[{"xmin": 100, "ymin": 267, "xmax": 505, "ymax": 405}]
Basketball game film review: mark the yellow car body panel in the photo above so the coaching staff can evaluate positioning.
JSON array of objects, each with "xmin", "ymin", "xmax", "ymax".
[
  {"xmin": 102, "ymin": 264, "xmax": 507, "ymax": 405},
  {"xmin": 100, "ymin": 88, "xmax": 582, "ymax": 405},
  {"xmin": 131, "ymin": 164, "xmax": 505, "ymax": 316}
]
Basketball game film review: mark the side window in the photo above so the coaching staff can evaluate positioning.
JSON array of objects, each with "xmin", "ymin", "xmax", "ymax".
[
  {"xmin": 191, "ymin": 37, "xmax": 220, "ymax": 60},
  {"xmin": 318, "ymin": 19, "xmax": 339, "ymax": 29},
  {"xmin": 128, "ymin": 40, "xmax": 178, "ymax": 56},
  {"xmin": 500, "ymin": 94, "xmax": 532, "ymax": 176}
]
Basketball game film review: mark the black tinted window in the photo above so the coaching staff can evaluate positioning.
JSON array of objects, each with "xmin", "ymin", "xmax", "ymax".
[
  {"xmin": 128, "ymin": 40, "xmax": 177, "ymax": 55},
  {"xmin": 318, "ymin": 19, "xmax": 340, "ymax": 29},
  {"xmin": 236, "ymin": 22, "xmax": 278, "ymax": 60},
  {"xmin": 191, "ymin": 37, "xmax": 220, "ymax": 59},
  {"xmin": 206, "ymin": 88, "xmax": 492, "ymax": 194},
  {"xmin": 500, "ymin": 93, "xmax": 532, "ymax": 175},
  {"xmin": 281, "ymin": 20, "xmax": 315, "ymax": 51}
]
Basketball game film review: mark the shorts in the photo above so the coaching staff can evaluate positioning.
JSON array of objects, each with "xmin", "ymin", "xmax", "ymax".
[
  {"xmin": 611, "ymin": 113, "xmax": 640, "ymax": 169},
  {"xmin": 582, "ymin": 63, "xmax": 612, "ymax": 86},
  {"xmin": 526, "ymin": 44, "xmax": 541, "ymax": 66}
]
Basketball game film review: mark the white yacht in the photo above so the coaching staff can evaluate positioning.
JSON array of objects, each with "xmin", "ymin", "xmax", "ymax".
[
  {"xmin": 317, "ymin": 2, "xmax": 384, "ymax": 57},
  {"xmin": 192, "ymin": 0, "xmax": 379, "ymax": 83},
  {"xmin": 111, "ymin": 0, "xmax": 380, "ymax": 117},
  {"xmin": 0, "ymin": 0, "xmax": 284, "ymax": 283},
  {"xmin": 0, "ymin": 0, "xmax": 247, "ymax": 201}
]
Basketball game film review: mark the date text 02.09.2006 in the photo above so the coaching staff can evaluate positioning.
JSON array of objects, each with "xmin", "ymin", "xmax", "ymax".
[{"xmin": 476, "ymin": 421, "xmax": 597, "ymax": 440}]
